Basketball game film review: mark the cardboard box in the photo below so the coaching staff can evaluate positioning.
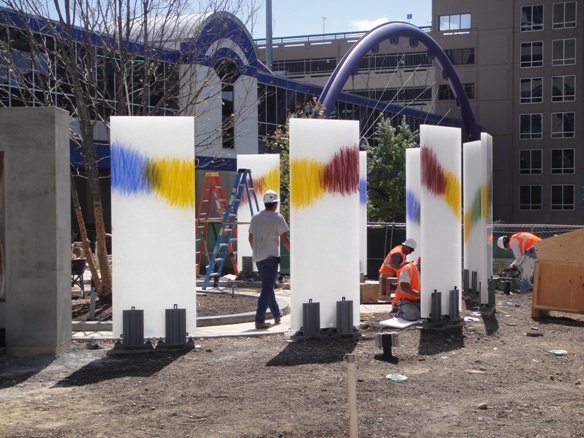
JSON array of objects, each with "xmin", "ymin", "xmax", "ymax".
[{"xmin": 360, "ymin": 281, "xmax": 379, "ymax": 303}]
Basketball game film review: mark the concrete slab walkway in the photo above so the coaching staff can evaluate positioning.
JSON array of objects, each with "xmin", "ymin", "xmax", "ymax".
[{"xmin": 72, "ymin": 289, "xmax": 393, "ymax": 341}]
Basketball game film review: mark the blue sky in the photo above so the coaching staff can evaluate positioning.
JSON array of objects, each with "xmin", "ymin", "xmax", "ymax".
[{"xmin": 250, "ymin": 0, "xmax": 432, "ymax": 39}]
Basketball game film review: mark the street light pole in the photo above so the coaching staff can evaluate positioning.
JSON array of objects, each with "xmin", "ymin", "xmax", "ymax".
[{"xmin": 321, "ymin": 16, "xmax": 326, "ymax": 35}]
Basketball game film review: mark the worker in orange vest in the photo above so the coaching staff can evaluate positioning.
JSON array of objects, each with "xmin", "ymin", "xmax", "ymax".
[
  {"xmin": 379, "ymin": 238, "xmax": 416, "ymax": 296},
  {"xmin": 497, "ymin": 232, "xmax": 541, "ymax": 270},
  {"xmin": 393, "ymin": 257, "xmax": 421, "ymax": 321}
]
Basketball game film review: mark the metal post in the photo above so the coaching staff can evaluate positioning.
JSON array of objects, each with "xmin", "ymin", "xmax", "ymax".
[
  {"xmin": 449, "ymin": 287, "xmax": 460, "ymax": 320},
  {"xmin": 431, "ymin": 290, "xmax": 441, "ymax": 324},
  {"xmin": 463, "ymin": 269, "xmax": 469, "ymax": 296},
  {"xmin": 345, "ymin": 354, "xmax": 358, "ymax": 438}
]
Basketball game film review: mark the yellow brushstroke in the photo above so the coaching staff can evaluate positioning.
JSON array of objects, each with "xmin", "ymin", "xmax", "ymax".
[
  {"xmin": 443, "ymin": 169, "xmax": 461, "ymax": 218},
  {"xmin": 258, "ymin": 166, "xmax": 280, "ymax": 194},
  {"xmin": 290, "ymin": 158, "xmax": 326, "ymax": 209},
  {"xmin": 481, "ymin": 183, "xmax": 489, "ymax": 221},
  {"xmin": 149, "ymin": 157, "xmax": 195, "ymax": 209},
  {"xmin": 463, "ymin": 209, "xmax": 473, "ymax": 241}
]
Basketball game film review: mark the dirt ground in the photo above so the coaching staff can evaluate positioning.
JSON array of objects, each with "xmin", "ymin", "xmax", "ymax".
[{"xmin": 2, "ymin": 290, "xmax": 584, "ymax": 438}]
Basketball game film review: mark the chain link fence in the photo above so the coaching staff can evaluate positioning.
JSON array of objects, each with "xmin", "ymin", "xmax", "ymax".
[{"xmin": 366, "ymin": 223, "xmax": 582, "ymax": 280}]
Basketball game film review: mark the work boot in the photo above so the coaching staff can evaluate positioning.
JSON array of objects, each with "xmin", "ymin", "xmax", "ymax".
[{"xmin": 255, "ymin": 321, "xmax": 271, "ymax": 329}]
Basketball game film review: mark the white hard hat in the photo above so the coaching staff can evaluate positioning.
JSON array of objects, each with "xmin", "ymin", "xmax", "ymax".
[
  {"xmin": 263, "ymin": 190, "xmax": 280, "ymax": 203},
  {"xmin": 497, "ymin": 236, "xmax": 507, "ymax": 249},
  {"xmin": 402, "ymin": 238, "xmax": 417, "ymax": 250}
]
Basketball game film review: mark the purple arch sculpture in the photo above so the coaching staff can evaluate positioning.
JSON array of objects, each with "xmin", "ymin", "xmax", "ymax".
[{"xmin": 319, "ymin": 22, "xmax": 480, "ymax": 141}]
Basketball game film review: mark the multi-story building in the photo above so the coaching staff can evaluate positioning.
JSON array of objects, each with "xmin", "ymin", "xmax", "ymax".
[
  {"xmin": 433, "ymin": 0, "xmax": 582, "ymax": 225},
  {"xmin": 259, "ymin": 0, "xmax": 583, "ymax": 225}
]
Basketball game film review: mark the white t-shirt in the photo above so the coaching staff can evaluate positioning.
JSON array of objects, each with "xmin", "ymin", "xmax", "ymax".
[
  {"xmin": 399, "ymin": 265, "xmax": 414, "ymax": 284},
  {"xmin": 248, "ymin": 210, "xmax": 289, "ymax": 262},
  {"xmin": 509, "ymin": 238, "xmax": 525, "ymax": 266}
]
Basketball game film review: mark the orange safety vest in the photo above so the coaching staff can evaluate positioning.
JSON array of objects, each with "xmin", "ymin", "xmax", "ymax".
[
  {"xmin": 393, "ymin": 262, "xmax": 420, "ymax": 305},
  {"xmin": 379, "ymin": 245, "xmax": 406, "ymax": 275},
  {"xmin": 510, "ymin": 232, "xmax": 541, "ymax": 254}
]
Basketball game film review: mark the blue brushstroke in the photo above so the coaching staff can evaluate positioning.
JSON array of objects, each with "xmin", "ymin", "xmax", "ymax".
[
  {"xmin": 111, "ymin": 143, "xmax": 151, "ymax": 195},
  {"xmin": 406, "ymin": 189, "xmax": 420, "ymax": 224},
  {"xmin": 359, "ymin": 178, "xmax": 367, "ymax": 205}
]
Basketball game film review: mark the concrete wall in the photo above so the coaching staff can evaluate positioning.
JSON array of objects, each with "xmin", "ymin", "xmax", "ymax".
[{"xmin": 0, "ymin": 107, "xmax": 71, "ymax": 357}]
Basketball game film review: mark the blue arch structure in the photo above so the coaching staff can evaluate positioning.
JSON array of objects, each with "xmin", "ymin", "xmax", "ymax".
[
  {"xmin": 183, "ymin": 12, "xmax": 259, "ymax": 76},
  {"xmin": 319, "ymin": 22, "xmax": 480, "ymax": 141}
]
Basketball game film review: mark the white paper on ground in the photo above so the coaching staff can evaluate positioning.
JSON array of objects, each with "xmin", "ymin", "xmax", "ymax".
[{"xmin": 380, "ymin": 317, "xmax": 425, "ymax": 328}]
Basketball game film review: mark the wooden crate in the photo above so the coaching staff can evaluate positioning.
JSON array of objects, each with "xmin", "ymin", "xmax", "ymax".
[
  {"xmin": 531, "ymin": 260, "xmax": 584, "ymax": 318},
  {"xmin": 360, "ymin": 281, "xmax": 379, "ymax": 303}
]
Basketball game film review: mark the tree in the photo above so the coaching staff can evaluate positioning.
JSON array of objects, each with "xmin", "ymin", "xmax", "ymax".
[
  {"xmin": 0, "ymin": 0, "xmax": 259, "ymax": 300},
  {"xmin": 366, "ymin": 116, "xmax": 418, "ymax": 223}
]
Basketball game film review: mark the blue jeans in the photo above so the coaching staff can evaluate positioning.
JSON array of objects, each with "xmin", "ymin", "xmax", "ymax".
[
  {"xmin": 255, "ymin": 257, "xmax": 281, "ymax": 323},
  {"xmin": 396, "ymin": 298, "xmax": 421, "ymax": 321}
]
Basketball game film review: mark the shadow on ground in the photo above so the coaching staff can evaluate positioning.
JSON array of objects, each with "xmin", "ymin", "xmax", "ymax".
[
  {"xmin": 266, "ymin": 339, "xmax": 357, "ymax": 367},
  {"xmin": 534, "ymin": 316, "xmax": 584, "ymax": 328},
  {"xmin": 418, "ymin": 326, "xmax": 464, "ymax": 355},
  {"xmin": 52, "ymin": 349, "xmax": 190, "ymax": 388}
]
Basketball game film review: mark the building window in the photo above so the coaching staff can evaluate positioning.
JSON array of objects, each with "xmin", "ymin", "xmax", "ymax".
[
  {"xmin": 551, "ymin": 149, "xmax": 575, "ymax": 174},
  {"xmin": 439, "ymin": 14, "xmax": 471, "ymax": 31},
  {"xmin": 519, "ymin": 150, "xmax": 542, "ymax": 174},
  {"xmin": 438, "ymin": 83, "xmax": 475, "ymax": 100},
  {"xmin": 358, "ymin": 52, "xmax": 431, "ymax": 73},
  {"xmin": 520, "ymin": 185, "xmax": 542, "ymax": 210},
  {"xmin": 553, "ymin": 2, "xmax": 577, "ymax": 29},
  {"xmin": 521, "ymin": 5, "xmax": 544, "ymax": 31},
  {"xmin": 353, "ymin": 86, "xmax": 433, "ymax": 103},
  {"xmin": 551, "ymin": 184, "xmax": 574, "ymax": 210},
  {"xmin": 551, "ymin": 75, "xmax": 575, "ymax": 102},
  {"xmin": 520, "ymin": 113, "xmax": 543, "ymax": 139},
  {"xmin": 520, "ymin": 41, "xmax": 543, "ymax": 67},
  {"xmin": 214, "ymin": 59, "xmax": 241, "ymax": 150},
  {"xmin": 552, "ymin": 38, "xmax": 576, "ymax": 65},
  {"xmin": 551, "ymin": 112, "xmax": 575, "ymax": 138},
  {"xmin": 443, "ymin": 48, "xmax": 475, "ymax": 65},
  {"xmin": 520, "ymin": 77, "xmax": 543, "ymax": 103}
]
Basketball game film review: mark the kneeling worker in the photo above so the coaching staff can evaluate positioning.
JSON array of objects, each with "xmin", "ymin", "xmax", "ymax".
[
  {"xmin": 379, "ymin": 238, "xmax": 417, "ymax": 296},
  {"xmin": 497, "ymin": 232, "xmax": 541, "ymax": 270},
  {"xmin": 393, "ymin": 257, "xmax": 421, "ymax": 321},
  {"xmin": 497, "ymin": 232, "xmax": 541, "ymax": 292}
]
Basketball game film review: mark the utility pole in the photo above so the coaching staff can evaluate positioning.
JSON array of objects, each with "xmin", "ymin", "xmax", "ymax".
[{"xmin": 266, "ymin": 0, "xmax": 273, "ymax": 69}]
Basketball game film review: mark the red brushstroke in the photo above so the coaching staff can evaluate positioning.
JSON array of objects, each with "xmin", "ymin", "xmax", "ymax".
[
  {"xmin": 239, "ymin": 177, "xmax": 264, "ymax": 205},
  {"xmin": 321, "ymin": 145, "xmax": 360, "ymax": 196},
  {"xmin": 420, "ymin": 146, "xmax": 447, "ymax": 195}
]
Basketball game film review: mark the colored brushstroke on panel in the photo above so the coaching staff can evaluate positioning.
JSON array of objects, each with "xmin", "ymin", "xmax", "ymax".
[
  {"xmin": 359, "ymin": 178, "xmax": 367, "ymax": 205},
  {"xmin": 420, "ymin": 146, "xmax": 461, "ymax": 217},
  {"xmin": 240, "ymin": 165, "xmax": 280, "ymax": 204},
  {"xmin": 406, "ymin": 189, "xmax": 421, "ymax": 224},
  {"xmin": 111, "ymin": 143, "xmax": 194, "ymax": 209},
  {"xmin": 463, "ymin": 186, "xmax": 482, "ymax": 241},
  {"xmin": 464, "ymin": 181, "xmax": 492, "ymax": 242},
  {"xmin": 111, "ymin": 143, "xmax": 151, "ymax": 195},
  {"xmin": 291, "ymin": 145, "xmax": 360, "ymax": 209}
]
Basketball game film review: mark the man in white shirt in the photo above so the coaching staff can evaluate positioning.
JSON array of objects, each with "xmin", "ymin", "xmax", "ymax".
[{"xmin": 248, "ymin": 190, "xmax": 290, "ymax": 329}]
